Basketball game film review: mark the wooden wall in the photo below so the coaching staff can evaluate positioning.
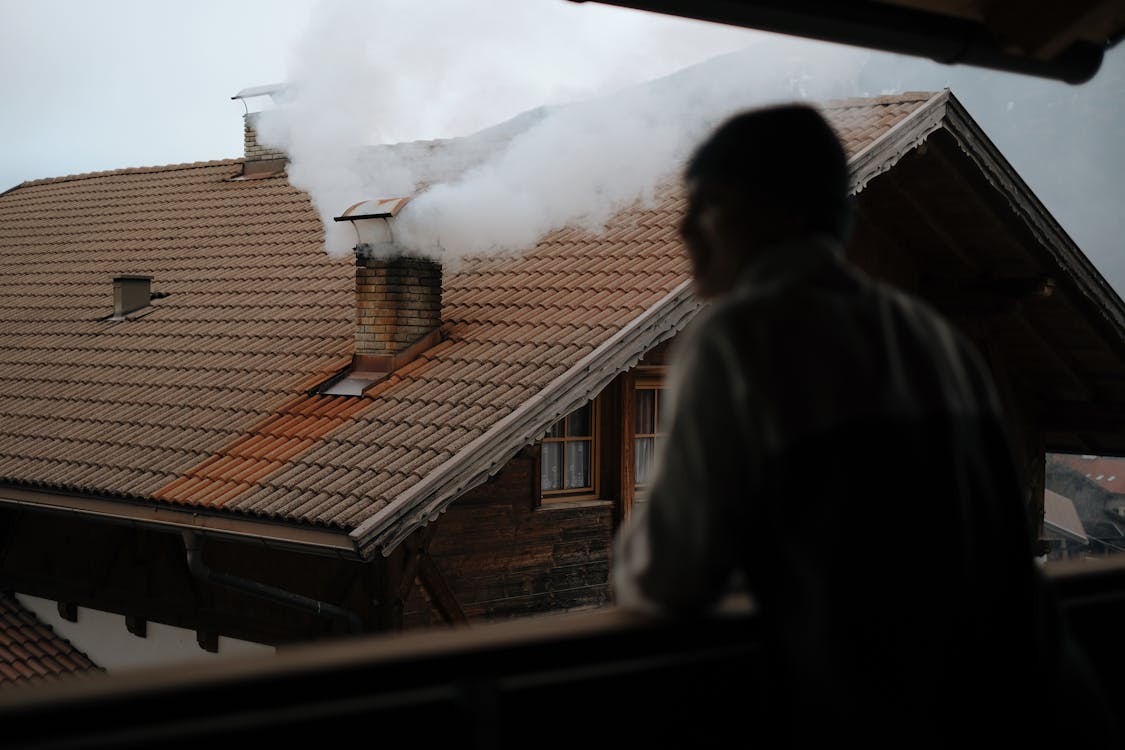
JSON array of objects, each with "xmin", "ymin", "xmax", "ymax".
[
  {"xmin": 0, "ymin": 508, "xmax": 383, "ymax": 647},
  {"xmin": 403, "ymin": 347, "xmax": 675, "ymax": 628},
  {"xmin": 403, "ymin": 450, "xmax": 615, "ymax": 628}
]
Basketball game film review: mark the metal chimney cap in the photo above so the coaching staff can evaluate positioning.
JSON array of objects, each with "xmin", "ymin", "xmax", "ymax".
[
  {"xmin": 231, "ymin": 83, "xmax": 289, "ymax": 101},
  {"xmin": 334, "ymin": 197, "xmax": 412, "ymax": 223}
]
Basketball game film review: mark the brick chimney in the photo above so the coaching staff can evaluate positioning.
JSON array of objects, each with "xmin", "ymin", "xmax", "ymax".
[
  {"xmin": 237, "ymin": 112, "xmax": 287, "ymax": 177},
  {"xmin": 354, "ymin": 249, "xmax": 443, "ymax": 368},
  {"xmin": 232, "ymin": 85, "xmax": 288, "ymax": 178},
  {"xmin": 318, "ymin": 198, "xmax": 443, "ymax": 395},
  {"xmin": 243, "ymin": 112, "xmax": 287, "ymax": 165}
]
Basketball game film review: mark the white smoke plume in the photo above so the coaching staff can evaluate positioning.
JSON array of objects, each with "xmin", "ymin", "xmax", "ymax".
[{"xmin": 255, "ymin": 0, "xmax": 868, "ymax": 264}]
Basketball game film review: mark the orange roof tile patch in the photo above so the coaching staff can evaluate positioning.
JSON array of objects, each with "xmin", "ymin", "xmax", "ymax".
[{"xmin": 154, "ymin": 393, "xmax": 373, "ymax": 510}]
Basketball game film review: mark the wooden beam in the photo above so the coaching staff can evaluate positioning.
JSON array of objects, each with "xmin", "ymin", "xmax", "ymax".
[
  {"xmin": 395, "ymin": 526, "xmax": 435, "ymax": 604},
  {"xmin": 57, "ymin": 601, "xmax": 77, "ymax": 622},
  {"xmin": 325, "ymin": 561, "xmax": 361, "ymax": 615},
  {"xmin": 393, "ymin": 521, "xmax": 467, "ymax": 626},
  {"xmin": 619, "ymin": 371, "xmax": 636, "ymax": 525},
  {"xmin": 417, "ymin": 553, "xmax": 468, "ymax": 626},
  {"xmin": 126, "ymin": 614, "xmax": 147, "ymax": 638},
  {"xmin": 370, "ymin": 548, "xmax": 403, "ymax": 632},
  {"xmin": 196, "ymin": 629, "xmax": 218, "ymax": 654}
]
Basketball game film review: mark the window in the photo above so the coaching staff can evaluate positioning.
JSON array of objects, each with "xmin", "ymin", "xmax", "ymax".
[
  {"xmin": 1044, "ymin": 452, "xmax": 1125, "ymax": 562},
  {"xmin": 540, "ymin": 401, "xmax": 598, "ymax": 501},
  {"xmin": 633, "ymin": 376, "xmax": 666, "ymax": 488}
]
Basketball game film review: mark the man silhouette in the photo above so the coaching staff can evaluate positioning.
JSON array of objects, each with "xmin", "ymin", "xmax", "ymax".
[{"xmin": 611, "ymin": 104, "xmax": 1114, "ymax": 747}]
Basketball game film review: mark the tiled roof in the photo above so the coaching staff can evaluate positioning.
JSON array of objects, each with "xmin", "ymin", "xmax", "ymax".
[
  {"xmin": 0, "ymin": 594, "xmax": 102, "ymax": 687},
  {"xmin": 822, "ymin": 92, "xmax": 934, "ymax": 154},
  {"xmin": 1051, "ymin": 454, "xmax": 1125, "ymax": 495},
  {"xmin": 1044, "ymin": 489, "xmax": 1087, "ymax": 542},
  {"xmin": 0, "ymin": 91, "xmax": 939, "ymax": 555}
]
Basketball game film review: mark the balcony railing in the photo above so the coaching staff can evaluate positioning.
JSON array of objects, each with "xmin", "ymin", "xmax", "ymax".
[{"xmin": 2, "ymin": 557, "xmax": 1124, "ymax": 749}]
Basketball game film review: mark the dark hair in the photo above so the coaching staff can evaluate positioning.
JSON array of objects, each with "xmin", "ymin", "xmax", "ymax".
[{"xmin": 685, "ymin": 104, "xmax": 854, "ymax": 241}]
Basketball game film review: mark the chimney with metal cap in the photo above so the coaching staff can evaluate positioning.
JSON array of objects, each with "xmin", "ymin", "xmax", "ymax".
[
  {"xmin": 232, "ymin": 84, "xmax": 288, "ymax": 177},
  {"xmin": 335, "ymin": 198, "xmax": 443, "ymax": 371}
]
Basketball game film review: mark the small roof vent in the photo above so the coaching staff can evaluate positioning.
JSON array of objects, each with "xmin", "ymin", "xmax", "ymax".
[
  {"xmin": 232, "ymin": 84, "xmax": 290, "ymax": 178},
  {"xmin": 111, "ymin": 275, "xmax": 153, "ymax": 319}
]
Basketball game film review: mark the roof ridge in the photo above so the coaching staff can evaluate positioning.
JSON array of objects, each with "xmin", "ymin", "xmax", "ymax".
[
  {"xmin": 820, "ymin": 90, "xmax": 941, "ymax": 109},
  {"xmin": 11, "ymin": 158, "xmax": 244, "ymax": 190}
]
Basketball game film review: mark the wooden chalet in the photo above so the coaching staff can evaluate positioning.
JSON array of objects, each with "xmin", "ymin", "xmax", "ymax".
[{"xmin": 2, "ymin": 86, "xmax": 1124, "ymax": 665}]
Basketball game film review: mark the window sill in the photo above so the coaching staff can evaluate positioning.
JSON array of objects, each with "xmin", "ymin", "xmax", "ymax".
[{"xmin": 536, "ymin": 498, "xmax": 613, "ymax": 512}]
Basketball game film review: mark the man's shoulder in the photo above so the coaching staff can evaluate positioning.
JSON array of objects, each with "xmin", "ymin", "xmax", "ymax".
[
  {"xmin": 862, "ymin": 275, "xmax": 1007, "ymax": 412},
  {"xmin": 866, "ymin": 276, "xmax": 980, "ymax": 351}
]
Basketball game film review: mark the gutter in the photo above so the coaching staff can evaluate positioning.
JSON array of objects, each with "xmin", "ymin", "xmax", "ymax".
[
  {"xmin": 181, "ymin": 532, "xmax": 364, "ymax": 635},
  {"xmin": 0, "ymin": 485, "xmax": 362, "ymax": 561}
]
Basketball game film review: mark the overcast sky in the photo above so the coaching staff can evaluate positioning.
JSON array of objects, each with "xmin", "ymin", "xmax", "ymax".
[
  {"xmin": 0, "ymin": 0, "xmax": 763, "ymax": 188},
  {"xmin": 2, "ymin": 0, "xmax": 1123, "ymax": 290}
]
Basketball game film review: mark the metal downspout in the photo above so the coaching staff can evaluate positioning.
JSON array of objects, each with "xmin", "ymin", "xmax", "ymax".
[{"xmin": 182, "ymin": 531, "xmax": 364, "ymax": 635}]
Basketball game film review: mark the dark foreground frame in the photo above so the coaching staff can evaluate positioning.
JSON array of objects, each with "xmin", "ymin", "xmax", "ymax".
[{"xmin": 2, "ymin": 557, "xmax": 1123, "ymax": 749}]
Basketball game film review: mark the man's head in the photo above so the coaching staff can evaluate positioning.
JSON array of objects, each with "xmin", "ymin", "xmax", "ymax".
[{"xmin": 681, "ymin": 104, "xmax": 853, "ymax": 299}]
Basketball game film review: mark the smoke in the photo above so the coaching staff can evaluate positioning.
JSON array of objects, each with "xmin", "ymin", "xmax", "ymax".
[
  {"xmin": 399, "ymin": 44, "xmax": 877, "ymax": 260},
  {"xmin": 255, "ymin": 0, "xmax": 867, "ymax": 264}
]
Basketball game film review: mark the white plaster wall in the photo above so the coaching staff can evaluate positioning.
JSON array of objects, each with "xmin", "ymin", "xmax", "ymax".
[{"xmin": 15, "ymin": 594, "xmax": 275, "ymax": 673}]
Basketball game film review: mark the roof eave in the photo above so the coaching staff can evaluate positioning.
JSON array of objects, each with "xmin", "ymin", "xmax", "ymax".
[
  {"xmin": 848, "ymin": 89, "xmax": 951, "ymax": 194},
  {"xmin": 1044, "ymin": 518, "xmax": 1089, "ymax": 544},
  {"xmin": 850, "ymin": 86, "xmax": 1125, "ymax": 369},
  {"xmin": 0, "ymin": 485, "xmax": 363, "ymax": 561},
  {"xmin": 935, "ymin": 90, "xmax": 1125, "ymax": 344}
]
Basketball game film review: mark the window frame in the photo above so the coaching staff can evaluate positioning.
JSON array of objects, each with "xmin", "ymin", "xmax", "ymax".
[
  {"xmin": 632, "ymin": 371, "xmax": 667, "ymax": 492},
  {"xmin": 537, "ymin": 398, "xmax": 602, "ymax": 504}
]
